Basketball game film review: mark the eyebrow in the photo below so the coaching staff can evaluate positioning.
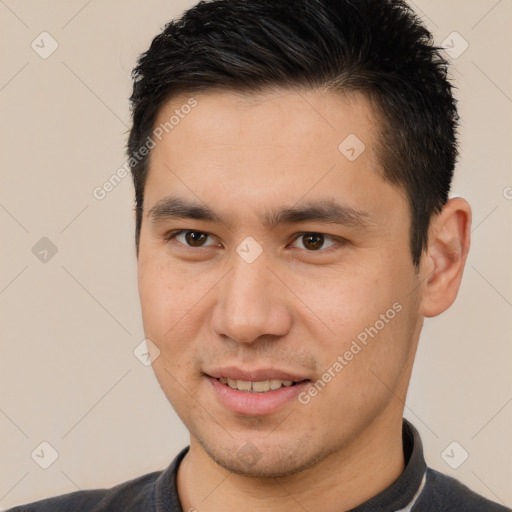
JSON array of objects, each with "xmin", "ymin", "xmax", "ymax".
[{"xmin": 147, "ymin": 196, "xmax": 374, "ymax": 230}]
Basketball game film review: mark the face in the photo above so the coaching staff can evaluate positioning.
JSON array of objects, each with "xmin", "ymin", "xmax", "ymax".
[{"xmin": 137, "ymin": 88, "xmax": 425, "ymax": 477}]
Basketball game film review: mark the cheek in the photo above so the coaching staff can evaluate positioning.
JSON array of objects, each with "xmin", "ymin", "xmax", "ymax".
[
  {"xmin": 312, "ymin": 296, "xmax": 419, "ymax": 420},
  {"xmin": 137, "ymin": 258, "xmax": 214, "ymax": 366},
  {"xmin": 310, "ymin": 263, "xmax": 417, "ymax": 365},
  {"xmin": 139, "ymin": 267, "xmax": 175, "ymax": 331},
  {"xmin": 138, "ymin": 251, "xmax": 191, "ymax": 318},
  {"xmin": 303, "ymin": 270, "xmax": 386, "ymax": 335},
  {"xmin": 139, "ymin": 263, "xmax": 203, "ymax": 404}
]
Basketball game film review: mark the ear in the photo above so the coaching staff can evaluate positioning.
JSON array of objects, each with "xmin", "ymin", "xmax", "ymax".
[{"xmin": 419, "ymin": 197, "xmax": 472, "ymax": 318}]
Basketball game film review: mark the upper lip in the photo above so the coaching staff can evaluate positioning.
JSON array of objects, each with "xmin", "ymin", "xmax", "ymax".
[{"xmin": 206, "ymin": 367, "xmax": 310, "ymax": 382}]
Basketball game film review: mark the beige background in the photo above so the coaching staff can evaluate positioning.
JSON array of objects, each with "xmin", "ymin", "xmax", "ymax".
[{"xmin": 1, "ymin": 0, "xmax": 511, "ymax": 509}]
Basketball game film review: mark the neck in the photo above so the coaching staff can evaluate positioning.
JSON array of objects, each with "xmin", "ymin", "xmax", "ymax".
[{"xmin": 177, "ymin": 413, "xmax": 406, "ymax": 512}]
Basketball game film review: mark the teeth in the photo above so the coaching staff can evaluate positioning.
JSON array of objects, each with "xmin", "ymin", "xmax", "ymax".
[
  {"xmin": 236, "ymin": 379, "xmax": 252, "ymax": 391},
  {"xmin": 252, "ymin": 380, "xmax": 270, "ymax": 392},
  {"xmin": 221, "ymin": 378, "xmax": 296, "ymax": 392},
  {"xmin": 270, "ymin": 379, "xmax": 284, "ymax": 390}
]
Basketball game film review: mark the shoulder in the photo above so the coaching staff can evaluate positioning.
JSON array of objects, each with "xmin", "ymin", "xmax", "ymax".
[
  {"xmin": 414, "ymin": 467, "xmax": 511, "ymax": 511},
  {"xmin": 5, "ymin": 469, "xmax": 162, "ymax": 512}
]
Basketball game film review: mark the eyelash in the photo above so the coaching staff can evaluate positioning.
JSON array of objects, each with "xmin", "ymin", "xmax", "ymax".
[{"xmin": 163, "ymin": 230, "xmax": 346, "ymax": 253}]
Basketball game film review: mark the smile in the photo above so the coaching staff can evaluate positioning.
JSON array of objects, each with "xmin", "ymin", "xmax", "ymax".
[
  {"xmin": 208, "ymin": 376, "xmax": 312, "ymax": 415},
  {"xmin": 217, "ymin": 377, "xmax": 304, "ymax": 393}
]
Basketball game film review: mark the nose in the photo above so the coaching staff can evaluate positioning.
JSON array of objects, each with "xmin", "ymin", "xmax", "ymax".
[{"xmin": 210, "ymin": 252, "xmax": 292, "ymax": 345}]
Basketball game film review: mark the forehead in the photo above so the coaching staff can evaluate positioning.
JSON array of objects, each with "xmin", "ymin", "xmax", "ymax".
[
  {"xmin": 152, "ymin": 87, "xmax": 380, "ymax": 155},
  {"xmin": 143, "ymin": 88, "xmax": 405, "ymax": 225}
]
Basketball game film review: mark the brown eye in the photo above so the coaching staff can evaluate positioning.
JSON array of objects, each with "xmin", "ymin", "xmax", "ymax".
[
  {"xmin": 184, "ymin": 231, "xmax": 208, "ymax": 247},
  {"xmin": 169, "ymin": 230, "xmax": 217, "ymax": 248},
  {"xmin": 302, "ymin": 233, "xmax": 324, "ymax": 250},
  {"xmin": 291, "ymin": 232, "xmax": 337, "ymax": 251}
]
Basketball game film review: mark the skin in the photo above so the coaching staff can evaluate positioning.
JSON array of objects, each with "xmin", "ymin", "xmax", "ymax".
[{"xmin": 136, "ymin": 88, "xmax": 471, "ymax": 511}]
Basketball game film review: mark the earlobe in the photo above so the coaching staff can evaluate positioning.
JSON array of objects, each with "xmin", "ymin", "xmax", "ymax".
[{"xmin": 420, "ymin": 197, "xmax": 472, "ymax": 318}]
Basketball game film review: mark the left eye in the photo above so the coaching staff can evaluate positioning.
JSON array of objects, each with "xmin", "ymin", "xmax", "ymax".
[{"xmin": 290, "ymin": 232, "xmax": 338, "ymax": 251}]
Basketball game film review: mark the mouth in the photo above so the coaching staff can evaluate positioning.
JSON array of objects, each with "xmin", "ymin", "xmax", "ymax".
[
  {"xmin": 215, "ymin": 376, "xmax": 309, "ymax": 393},
  {"xmin": 206, "ymin": 374, "xmax": 312, "ymax": 416}
]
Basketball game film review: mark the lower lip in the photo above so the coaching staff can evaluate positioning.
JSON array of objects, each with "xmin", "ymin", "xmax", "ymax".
[{"xmin": 207, "ymin": 376, "xmax": 311, "ymax": 416}]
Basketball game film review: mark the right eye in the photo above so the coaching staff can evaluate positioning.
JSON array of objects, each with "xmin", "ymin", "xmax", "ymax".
[{"xmin": 164, "ymin": 230, "xmax": 220, "ymax": 248}]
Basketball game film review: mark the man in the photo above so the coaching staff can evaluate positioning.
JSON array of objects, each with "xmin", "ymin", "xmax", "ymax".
[{"xmin": 9, "ymin": 0, "xmax": 509, "ymax": 510}]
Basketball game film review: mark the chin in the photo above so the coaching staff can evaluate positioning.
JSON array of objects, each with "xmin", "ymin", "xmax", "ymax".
[{"xmin": 196, "ymin": 433, "xmax": 334, "ymax": 479}]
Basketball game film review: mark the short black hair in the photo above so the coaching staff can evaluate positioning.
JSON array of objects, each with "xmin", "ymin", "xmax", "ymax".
[{"xmin": 128, "ymin": 0, "xmax": 458, "ymax": 266}]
